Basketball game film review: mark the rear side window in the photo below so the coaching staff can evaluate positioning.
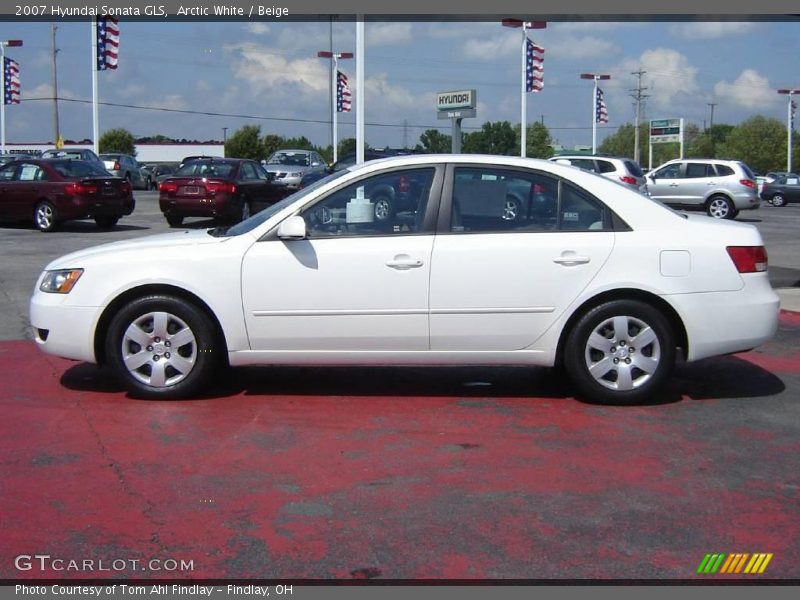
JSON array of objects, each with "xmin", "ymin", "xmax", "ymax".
[
  {"xmin": 569, "ymin": 158, "xmax": 597, "ymax": 172},
  {"xmin": 684, "ymin": 163, "xmax": 714, "ymax": 178},
  {"xmin": 715, "ymin": 164, "xmax": 734, "ymax": 176},
  {"xmin": 596, "ymin": 160, "xmax": 616, "ymax": 174}
]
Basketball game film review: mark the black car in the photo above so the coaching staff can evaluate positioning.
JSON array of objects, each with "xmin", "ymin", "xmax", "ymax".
[{"xmin": 760, "ymin": 174, "xmax": 800, "ymax": 207}]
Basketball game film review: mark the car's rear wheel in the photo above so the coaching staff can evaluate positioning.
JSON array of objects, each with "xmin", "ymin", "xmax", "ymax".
[
  {"xmin": 771, "ymin": 194, "xmax": 787, "ymax": 207},
  {"xmin": 95, "ymin": 216, "xmax": 119, "ymax": 229},
  {"xmin": 706, "ymin": 195, "xmax": 735, "ymax": 219},
  {"xmin": 373, "ymin": 195, "xmax": 393, "ymax": 222},
  {"xmin": 105, "ymin": 295, "xmax": 221, "ymax": 399},
  {"xmin": 34, "ymin": 200, "xmax": 59, "ymax": 232},
  {"xmin": 502, "ymin": 196, "xmax": 521, "ymax": 221},
  {"xmin": 166, "ymin": 215, "xmax": 184, "ymax": 228},
  {"xmin": 564, "ymin": 299, "xmax": 675, "ymax": 405}
]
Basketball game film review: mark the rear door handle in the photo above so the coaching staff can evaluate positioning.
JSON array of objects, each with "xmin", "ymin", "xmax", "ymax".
[
  {"xmin": 553, "ymin": 254, "xmax": 591, "ymax": 266},
  {"xmin": 386, "ymin": 255, "xmax": 424, "ymax": 270}
]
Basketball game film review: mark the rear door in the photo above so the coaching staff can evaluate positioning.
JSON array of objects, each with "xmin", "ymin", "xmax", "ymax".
[
  {"xmin": 681, "ymin": 162, "xmax": 716, "ymax": 206},
  {"xmin": 0, "ymin": 163, "xmax": 20, "ymax": 219},
  {"xmin": 429, "ymin": 164, "xmax": 615, "ymax": 351}
]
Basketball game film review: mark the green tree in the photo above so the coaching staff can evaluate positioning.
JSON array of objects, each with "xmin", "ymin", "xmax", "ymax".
[
  {"xmin": 717, "ymin": 116, "xmax": 787, "ymax": 174},
  {"xmin": 262, "ymin": 134, "xmax": 284, "ymax": 160},
  {"xmin": 416, "ymin": 129, "xmax": 452, "ymax": 153},
  {"xmin": 463, "ymin": 121, "xmax": 517, "ymax": 155},
  {"xmin": 337, "ymin": 138, "xmax": 358, "ymax": 157},
  {"xmin": 99, "ymin": 128, "xmax": 136, "ymax": 155},
  {"xmin": 521, "ymin": 122, "xmax": 554, "ymax": 158},
  {"xmin": 225, "ymin": 125, "xmax": 264, "ymax": 160},
  {"xmin": 281, "ymin": 136, "xmax": 315, "ymax": 150}
]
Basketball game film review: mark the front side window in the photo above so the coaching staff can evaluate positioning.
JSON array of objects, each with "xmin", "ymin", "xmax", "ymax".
[
  {"xmin": 449, "ymin": 166, "xmax": 608, "ymax": 234},
  {"xmin": 653, "ymin": 163, "xmax": 682, "ymax": 179},
  {"xmin": 301, "ymin": 167, "xmax": 435, "ymax": 238}
]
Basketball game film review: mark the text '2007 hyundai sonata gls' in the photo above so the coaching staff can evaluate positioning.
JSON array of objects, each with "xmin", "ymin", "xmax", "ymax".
[{"xmin": 30, "ymin": 155, "xmax": 780, "ymax": 405}]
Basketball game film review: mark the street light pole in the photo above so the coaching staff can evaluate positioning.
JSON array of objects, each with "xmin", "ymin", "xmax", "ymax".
[
  {"xmin": 317, "ymin": 50, "xmax": 353, "ymax": 163},
  {"xmin": 1, "ymin": 39, "xmax": 23, "ymax": 154},
  {"xmin": 580, "ymin": 72, "xmax": 611, "ymax": 154},
  {"xmin": 501, "ymin": 19, "xmax": 546, "ymax": 157},
  {"xmin": 778, "ymin": 89, "xmax": 800, "ymax": 172}
]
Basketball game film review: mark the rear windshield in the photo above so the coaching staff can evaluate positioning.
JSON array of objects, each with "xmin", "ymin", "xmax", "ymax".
[
  {"xmin": 267, "ymin": 152, "xmax": 311, "ymax": 167},
  {"xmin": 175, "ymin": 161, "xmax": 236, "ymax": 178},
  {"xmin": 624, "ymin": 160, "xmax": 644, "ymax": 177},
  {"xmin": 50, "ymin": 160, "xmax": 110, "ymax": 178},
  {"xmin": 738, "ymin": 163, "xmax": 755, "ymax": 179}
]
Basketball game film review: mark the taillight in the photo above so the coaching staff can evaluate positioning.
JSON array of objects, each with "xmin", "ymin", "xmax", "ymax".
[
  {"xmin": 726, "ymin": 246, "xmax": 768, "ymax": 273},
  {"xmin": 113, "ymin": 161, "xmax": 121, "ymax": 171},
  {"xmin": 64, "ymin": 182, "xmax": 98, "ymax": 195},
  {"xmin": 206, "ymin": 181, "xmax": 236, "ymax": 194},
  {"xmin": 120, "ymin": 180, "xmax": 132, "ymax": 193},
  {"xmin": 619, "ymin": 175, "xmax": 637, "ymax": 185},
  {"xmin": 159, "ymin": 181, "xmax": 178, "ymax": 193},
  {"xmin": 739, "ymin": 179, "xmax": 757, "ymax": 189}
]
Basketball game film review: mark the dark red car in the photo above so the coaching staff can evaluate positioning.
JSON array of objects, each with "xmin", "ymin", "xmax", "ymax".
[
  {"xmin": 158, "ymin": 158, "xmax": 287, "ymax": 227},
  {"xmin": 0, "ymin": 159, "xmax": 135, "ymax": 232}
]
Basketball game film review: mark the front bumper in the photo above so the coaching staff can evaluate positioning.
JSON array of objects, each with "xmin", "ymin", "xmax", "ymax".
[{"xmin": 30, "ymin": 292, "xmax": 101, "ymax": 363}]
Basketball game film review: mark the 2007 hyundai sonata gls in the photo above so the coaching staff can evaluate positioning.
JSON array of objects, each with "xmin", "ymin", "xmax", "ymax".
[{"xmin": 30, "ymin": 155, "xmax": 780, "ymax": 405}]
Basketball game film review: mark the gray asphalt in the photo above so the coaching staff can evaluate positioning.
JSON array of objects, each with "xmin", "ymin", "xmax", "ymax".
[{"xmin": 1, "ymin": 193, "xmax": 799, "ymax": 341}]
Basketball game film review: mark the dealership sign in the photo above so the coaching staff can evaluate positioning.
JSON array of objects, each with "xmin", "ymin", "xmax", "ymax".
[
  {"xmin": 437, "ymin": 89, "xmax": 477, "ymax": 119},
  {"xmin": 650, "ymin": 118, "xmax": 683, "ymax": 144}
]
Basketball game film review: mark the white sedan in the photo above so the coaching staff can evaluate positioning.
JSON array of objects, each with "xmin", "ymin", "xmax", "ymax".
[{"xmin": 30, "ymin": 155, "xmax": 780, "ymax": 405}]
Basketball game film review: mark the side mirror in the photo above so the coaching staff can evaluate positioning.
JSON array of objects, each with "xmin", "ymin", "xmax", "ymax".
[
  {"xmin": 277, "ymin": 215, "xmax": 306, "ymax": 240},
  {"xmin": 311, "ymin": 162, "xmax": 320, "ymax": 167}
]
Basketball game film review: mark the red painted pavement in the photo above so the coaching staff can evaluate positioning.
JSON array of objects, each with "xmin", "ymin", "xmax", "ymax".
[{"xmin": 1, "ymin": 313, "xmax": 799, "ymax": 580}]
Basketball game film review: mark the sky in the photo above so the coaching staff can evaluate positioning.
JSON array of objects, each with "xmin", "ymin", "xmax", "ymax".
[{"xmin": 2, "ymin": 18, "xmax": 800, "ymax": 150}]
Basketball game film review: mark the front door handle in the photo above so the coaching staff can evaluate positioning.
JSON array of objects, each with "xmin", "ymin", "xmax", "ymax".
[
  {"xmin": 669, "ymin": 183, "xmax": 679, "ymax": 187},
  {"xmin": 553, "ymin": 254, "xmax": 591, "ymax": 266},
  {"xmin": 386, "ymin": 254, "xmax": 424, "ymax": 270}
]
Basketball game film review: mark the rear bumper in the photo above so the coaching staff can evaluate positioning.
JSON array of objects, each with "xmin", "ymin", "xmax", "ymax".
[
  {"xmin": 56, "ymin": 195, "xmax": 135, "ymax": 219},
  {"xmin": 159, "ymin": 194, "xmax": 234, "ymax": 218},
  {"xmin": 664, "ymin": 274, "xmax": 780, "ymax": 362}
]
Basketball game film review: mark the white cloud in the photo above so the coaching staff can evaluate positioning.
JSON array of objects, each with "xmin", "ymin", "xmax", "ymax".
[
  {"xmin": 364, "ymin": 73, "xmax": 417, "ymax": 110},
  {"xmin": 148, "ymin": 94, "xmax": 188, "ymax": 111},
  {"xmin": 549, "ymin": 36, "xmax": 621, "ymax": 61},
  {"xmin": 615, "ymin": 48, "xmax": 699, "ymax": 111},
  {"xmin": 714, "ymin": 69, "xmax": 780, "ymax": 110},
  {"xmin": 669, "ymin": 22, "xmax": 756, "ymax": 40},
  {"xmin": 551, "ymin": 22, "xmax": 634, "ymax": 34},
  {"xmin": 461, "ymin": 35, "xmax": 518, "ymax": 60},
  {"xmin": 224, "ymin": 42, "xmax": 329, "ymax": 94},
  {"xmin": 246, "ymin": 23, "xmax": 270, "ymax": 35},
  {"xmin": 366, "ymin": 23, "xmax": 413, "ymax": 45}
]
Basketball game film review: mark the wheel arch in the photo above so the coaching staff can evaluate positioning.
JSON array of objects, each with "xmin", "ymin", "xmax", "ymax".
[
  {"xmin": 93, "ymin": 283, "xmax": 229, "ymax": 366},
  {"xmin": 554, "ymin": 288, "xmax": 688, "ymax": 367}
]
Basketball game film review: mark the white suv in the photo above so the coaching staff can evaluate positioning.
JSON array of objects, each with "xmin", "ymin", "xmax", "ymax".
[
  {"xmin": 548, "ymin": 155, "xmax": 648, "ymax": 193},
  {"xmin": 646, "ymin": 159, "xmax": 759, "ymax": 219}
]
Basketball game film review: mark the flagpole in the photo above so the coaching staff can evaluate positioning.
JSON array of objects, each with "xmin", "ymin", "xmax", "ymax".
[
  {"xmin": 520, "ymin": 24, "xmax": 527, "ymax": 158},
  {"xmin": 592, "ymin": 77, "xmax": 598, "ymax": 154},
  {"xmin": 1, "ymin": 43, "xmax": 6, "ymax": 154},
  {"xmin": 91, "ymin": 19, "xmax": 99, "ymax": 155},
  {"xmin": 356, "ymin": 20, "xmax": 364, "ymax": 165},
  {"xmin": 332, "ymin": 55, "xmax": 338, "ymax": 163}
]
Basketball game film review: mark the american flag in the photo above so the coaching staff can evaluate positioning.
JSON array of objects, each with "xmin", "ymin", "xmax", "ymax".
[
  {"xmin": 3, "ymin": 57, "xmax": 20, "ymax": 105},
  {"xmin": 595, "ymin": 87, "xmax": 609, "ymax": 123},
  {"xmin": 336, "ymin": 70, "xmax": 351, "ymax": 113},
  {"xmin": 525, "ymin": 38, "xmax": 544, "ymax": 93},
  {"xmin": 96, "ymin": 16, "xmax": 120, "ymax": 70}
]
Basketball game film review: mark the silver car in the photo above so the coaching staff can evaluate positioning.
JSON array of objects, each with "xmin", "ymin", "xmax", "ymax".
[
  {"xmin": 100, "ymin": 154, "xmax": 151, "ymax": 190},
  {"xmin": 647, "ymin": 159, "xmax": 760, "ymax": 219},
  {"xmin": 262, "ymin": 149, "xmax": 327, "ymax": 190},
  {"xmin": 548, "ymin": 155, "xmax": 648, "ymax": 194}
]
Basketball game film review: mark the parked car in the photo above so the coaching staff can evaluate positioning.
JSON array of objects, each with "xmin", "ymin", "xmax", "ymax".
[
  {"xmin": 158, "ymin": 158, "xmax": 287, "ymax": 227},
  {"xmin": 262, "ymin": 149, "xmax": 327, "ymax": 190},
  {"xmin": 0, "ymin": 158, "xmax": 134, "ymax": 231},
  {"xmin": 147, "ymin": 163, "xmax": 178, "ymax": 190},
  {"xmin": 299, "ymin": 148, "xmax": 420, "ymax": 189},
  {"xmin": 760, "ymin": 174, "xmax": 800, "ymax": 206},
  {"xmin": 548, "ymin": 155, "xmax": 647, "ymax": 193},
  {"xmin": 646, "ymin": 159, "xmax": 760, "ymax": 219},
  {"xmin": 31, "ymin": 155, "xmax": 778, "ymax": 405},
  {"xmin": 178, "ymin": 155, "xmax": 220, "ymax": 169},
  {"xmin": 40, "ymin": 148, "xmax": 104, "ymax": 165},
  {"xmin": 100, "ymin": 154, "xmax": 151, "ymax": 190}
]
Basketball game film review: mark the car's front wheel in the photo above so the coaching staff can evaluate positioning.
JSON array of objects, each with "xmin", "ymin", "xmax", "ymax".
[
  {"xmin": 105, "ymin": 295, "xmax": 222, "ymax": 398},
  {"xmin": 564, "ymin": 299, "xmax": 676, "ymax": 405},
  {"xmin": 706, "ymin": 195, "xmax": 735, "ymax": 219},
  {"xmin": 770, "ymin": 194, "xmax": 787, "ymax": 207}
]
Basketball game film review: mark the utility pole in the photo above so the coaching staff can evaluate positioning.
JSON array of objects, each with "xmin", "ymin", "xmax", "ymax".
[
  {"xmin": 629, "ymin": 69, "xmax": 648, "ymax": 164},
  {"xmin": 51, "ymin": 24, "xmax": 60, "ymax": 146},
  {"xmin": 707, "ymin": 102, "xmax": 717, "ymax": 130}
]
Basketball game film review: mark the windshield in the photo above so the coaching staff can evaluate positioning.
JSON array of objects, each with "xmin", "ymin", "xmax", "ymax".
[
  {"xmin": 51, "ymin": 160, "xmax": 111, "ymax": 178},
  {"xmin": 175, "ymin": 161, "xmax": 236, "ymax": 178},
  {"xmin": 266, "ymin": 152, "xmax": 311, "ymax": 167},
  {"xmin": 220, "ymin": 170, "xmax": 349, "ymax": 237}
]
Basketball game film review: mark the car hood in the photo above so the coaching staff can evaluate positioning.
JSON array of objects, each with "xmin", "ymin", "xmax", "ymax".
[{"xmin": 45, "ymin": 229, "xmax": 227, "ymax": 270}]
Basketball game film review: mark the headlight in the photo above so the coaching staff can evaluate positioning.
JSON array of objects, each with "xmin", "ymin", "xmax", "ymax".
[{"xmin": 39, "ymin": 269, "xmax": 84, "ymax": 294}]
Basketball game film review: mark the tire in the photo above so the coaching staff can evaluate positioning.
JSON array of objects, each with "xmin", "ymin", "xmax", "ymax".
[
  {"xmin": 771, "ymin": 194, "xmax": 787, "ymax": 207},
  {"xmin": 95, "ymin": 216, "xmax": 119, "ymax": 229},
  {"xmin": 151, "ymin": 179, "xmax": 159, "ymax": 191},
  {"xmin": 563, "ymin": 299, "xmax": 676, "ymax": 405},
  {"xmin": 105, "ymin": 294, "xmax": 221, "ymax": 399},
  {"xmin": 502, "ymin": 196, "xmax": 521, "ymax": 221},
  {"xmin": 373, "ymin": 195, "xmax": 393, "ymax": 222},
  {"xmin": 34, "ymin": 200, "xmax": 59, "ymax": 232},
  {"xmin": 166, "ymin": 215, "xmax": 184, "ymax": 228},
  {"xmin": 706, "ymin": 195, "xmax": 735, "ymax": 219}
]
